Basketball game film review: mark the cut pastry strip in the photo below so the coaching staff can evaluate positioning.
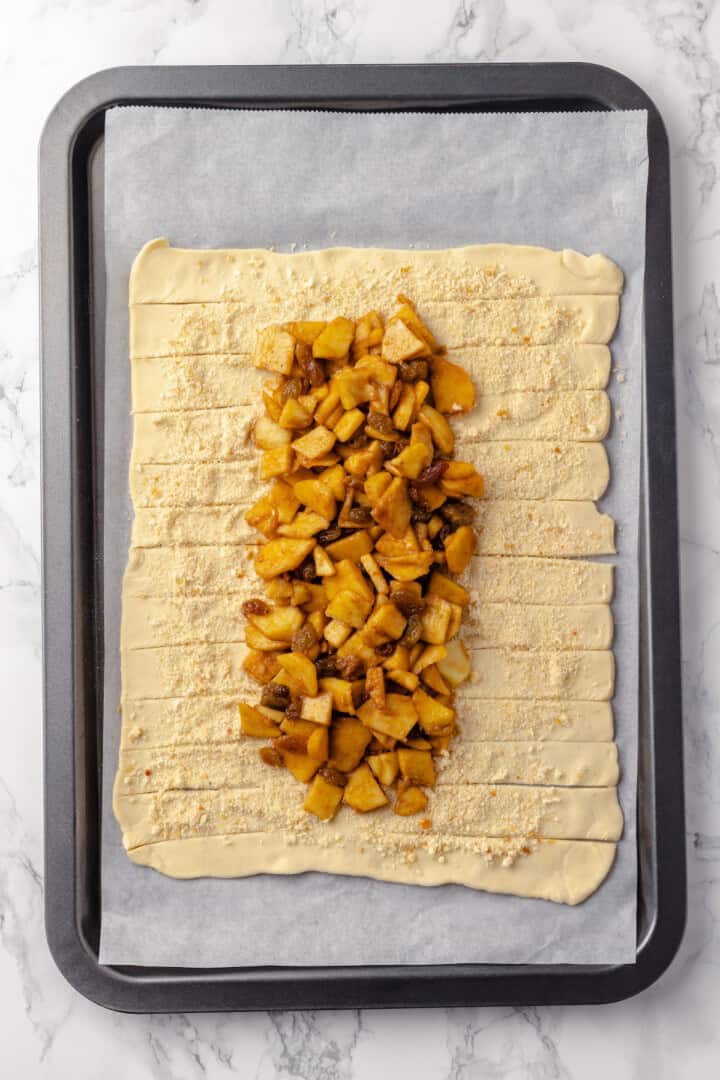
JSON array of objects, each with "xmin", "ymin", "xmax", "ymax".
[
  {"xmin": 130, "ymin": 442, "xmax": 609, "ymax": 507},
  {"xmin": 130, "ymin": 462, "xmax": 264, "ymax": 508},
  {"xmin": 456, "ymin": 390, "xmax": 610, "ymax": 443},
  {"xmin": 131, "ymin": 407, "xmax": 256, "ymax": 464},
  {"xmin": 131, "ymin": 344, "xmax": 611, "ymax": 415},
  {"xmin": 122, "ymin": 642, "xmax": 254, "ymax": 700},
  {"xmin": 461, "ymin": 648, "xmax": 615, "ymax": 701},
  {"xmin": 123, "ymin": 548, "xmax": 614, "ymax": 604},
  {"xmin": 456, "ymin": 441, "xmax": 609, "ymax": 499},
  {"xmin": 119, "ymin": 695, "xmax": 614, "ymax": 750},
  {"xmin": 126, "ymin": 832, "xmax": 616, "ymax": 905},
  {"xmin": 453, "ymin": 343, "xmax": 611, "ymax": 391},
  {"xmin": 456, "ymin": 699, "xmax": 614, "ymax": 742},
  {"xmin": 474, "ymin": 500, "xmax": 615, "ymax": 556},
  {"xmin": 117, "ymin": 739, "xmax": 619, "ymax": 795},
  {"xmin": 119, "ymin": 695, "xmax": 246, "ymax": 749},
  {"xmin": 116, "ymin": 782, "xmax": 623, "ymax": 845},
  {"xmin": 463, "ymin": 602, "xmax": 613, "ymax": 651},
  {"xmin": 130, "ymin": 239, "xmax": 623, "ymax": 304},
  {"xmin": 122, "ymin": 596, "xmax": 249, "ymax": 650},
  {"xmin": 461, "ymin": 556, "xmax": 613, "ymax": 605},
  {"xmin": 123, "ymin": 544, "xmax": 252, "ymax": 598},
  {"xmin": 130, "ymin": 295, "xmax": 619, "ymax": 358},
  {"xmin": 436, "ymin": 740, "xmax": 619, "ymax": 787},
  {"xmin": 132, "ymin": 355, "xmax": 267, "ymax": 413},
  {"xmin": 130, "ymin": 500, "xmax": 614, "ymax": 554},
  {"xmin": 120, "ymin": 595, "xmax": 612, "ymax": 652},
  {"xmin": 131, "ymin": 508, "xmax": 261, "ymax": 548}
]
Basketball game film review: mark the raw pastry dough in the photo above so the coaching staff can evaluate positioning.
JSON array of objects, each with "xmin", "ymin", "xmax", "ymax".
[{"xmin": 115, "ymin": 240, "xmax": 624, "ymax": 904}]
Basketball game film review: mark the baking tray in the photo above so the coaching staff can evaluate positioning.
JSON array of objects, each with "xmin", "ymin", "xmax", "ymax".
[{"xmin": 39, "ymin": 63, "xmax": 685, "ymax": 1011}]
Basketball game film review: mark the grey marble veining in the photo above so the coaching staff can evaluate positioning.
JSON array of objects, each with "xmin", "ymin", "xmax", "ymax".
[{"xmin": 1, "ymin": 0, "xmax": 718, "ymax": 1075}]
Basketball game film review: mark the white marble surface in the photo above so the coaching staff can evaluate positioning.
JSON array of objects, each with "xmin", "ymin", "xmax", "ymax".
[{"xmin": 0, "ymin": 0, "xmax": 717, "ymax": 1075}]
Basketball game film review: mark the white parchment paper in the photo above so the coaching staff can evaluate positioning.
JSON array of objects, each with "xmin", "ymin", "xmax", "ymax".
[{"xmin": 99, "ymin": 107, "xmax": 647, "ymax": 967}]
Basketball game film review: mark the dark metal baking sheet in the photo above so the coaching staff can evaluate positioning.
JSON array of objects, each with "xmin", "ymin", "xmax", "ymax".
[{"xmin": 39, "ymin": 62, "xmax": 685, "ymax": 1011}]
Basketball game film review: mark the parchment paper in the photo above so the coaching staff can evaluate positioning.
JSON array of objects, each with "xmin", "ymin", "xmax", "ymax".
[{"xmin": 99, "ymin": 107, "xmax": 647, "ymax": 967}]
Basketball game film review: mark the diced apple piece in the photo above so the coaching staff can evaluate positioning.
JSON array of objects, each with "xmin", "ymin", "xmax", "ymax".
[
  {"xmin": 344, "ymin": 441, "xmax": 383, "ymax": 478},
  {"xmin": 367, "ymin": 751, "xmax": 399, "ymax": 786},
  {"xmin": 277, "ymin": 652, "xmax": 318, "ymax": 696},
  {"xmin": 386, "ymin": 669, "xmax": 419, "ymax": 692},
  {"xmin": 392, "ymin": 299, "xmax": 437, "ymax": 350},
  {"xmin": 444, "ymin": 525, "xmax": 476, "ymax": 574},
  {"xmin": 290, "ymin": 581, "xmax": 311, "ymax": 605},
  {"xmin": 278, "ymin": 510, "xmax": 330, "ymax": 539},
  {"xmin": 326, "ymin": 588, "xmax": 373, "ymax": 629},
  {"xmin": 329, "ymin": 716, "xmax": 372, "ymax": 772},
  {"xmin": 263, "ymin": 387, "xmax": 282, "ymax": 422},
  {"xmin": 306, "ymin": 726, "xmax": 330, "ymax": 761},
  {"xmin": 420, "ymin": 664, "xmax": 452, "ymax": 696},
  {"xmin": 365, "ymin": 471, "xmax": 393, "ymax": 503},
  {"xmin": 419, "ymin": 594, "xmax": 453, "ymax": 644},
  {"xmin": 292, "ymin": 476, "xmax": 336, "ymax": 520},
  {"xmin": 244, "ymin": 494, "xmax": 278, "ymax": 538},
  {"xmin": 334, "ymin": 407, "xmax": 365, "ymax": 442},
  {"xmin": 343, "ymin": 763, "xmax": 389, "ymax": 812},
  {"xmin": 325, "ymin": 560, "xmax": 374, "ymax": 604},
  {"xmin": 412, "ymin": 688, "xmax": 455, "ymax": 736},
  {"xmin": 354, "ymin": 356, "xmax": 397, "ymax": 386},
  {"xmin": 238, "ymin": 702, "xmax": 281, "ymax": 738},
  {"xmin": 446, "ymin": 601, "xmax": 463, "ymax": 640},
  {"xmin": 304, "ymin": 773, "xmax": 343, "ymax": 820},
  {"xmin": 318, "ymin": 463, "xmax": 346, "ymax": 500},
  {"xmin": 319, "ymin": 677, "xmax": 355, "ymax": 713},
  {"xmin": 321, "ymin": 529, "xmax": 371, "ymax": 563},
  {"xmin": 300, "ymin": 691, "xmax": 333, "ymax": 726},
  {"xmin": 314, "ymin": 545, "xmax": 336, "ymax": 577},
  {"xmin": 301, "ymin": 583, "xmax": 327, "ymax": 613},
  {"xmin": 419, "ymin": 404, "xmax": 454, "ymax": 454},
  {"xmin": 436, "ymin": 637, "xmax": 472, "ymax": 688},
  {"xmin": 354, "ymin": 310, "xmax": 384, "ymax": 350},
  {"xmin": 365, "ymin": 666, "xmax": 386, "ymax": 709},
  {"xmin": 440, "ymin": 461, "xmax": 484, "ymax": 498},
  {"xmin": 411, "ymin": 644, "xmax": 447, "ymax": 675},
  {"xmin": 254, "ymin": 414, "xmax": 292, "ymax": 449},
  {"xmin": 334, "ymin": 368, "xmax": 373, "ymax": 409},
  {"xmin": 313, "ymin": 317, "xmax": 355, "ymax": 359},
  {"xmin": 394, "ymin": 780, "xmax": 428, "ymax": 816},
  {"xmin": 397, "ymin": 748, "xmax": 436, "ymax": 787},
  {"xmin": 269, "ymin": 479, "xmax": 300, "ymax": 524},
  {"xmin": 292, "ymin": 425, "xmax": 337, "ymax": 462},
  {"xmin": 254, "ymin": 539, "xmax": 315, "ymax": 579},
  {"xmin": 382, "ymin": 318, "xmax": 428, "ymax": 363},
  {"xmin": 315, "ymin": 388, "xmax": 342, "ymax": 425},
  {"xmin": 254, "ymin": 325, "xmax": 295, "ymax": 375},
  {"xmin": 280, "ymin": 718, "xmax": 318, "ymax": 738},
  {"xmin": 242, "ymin": 649, "xmax": 280, "ymax": 684},
  {"xmin": 371, "ymin": 476, "xmax": 412, "ymax": 538},
  {"xmin": 282, "ymin": 750, "xmax": 321, "ymax": 783},
  {"xmin": 391, "ymin": 383, "xmax": 417, "ymax": 431},
  {"xmin": 260, "ymin": 445, "xmax": 294, "ymax": 480},
  {"xmin": 360, "ymin": 553, "xmax": 388, "ymax": 595},
  {"xmin": 323, "ymin": 619, "xmax": 352, "ymax": 649},
  {"xmin": 363, "ymin": 603, "xmax": 407, "ymax": 646},
  {"xmin": 358, "ymin": 693, "xmax": 418, "ymax": 741},
  {"xmin": 430, "ymin": 354, "xmax": 476, "ymax": 414},
  {"xmin": 385, "ymin": 441, "xmax": 432, "ymax": 480},
  {"xmin": 245, "ymin": 625, "xmax": 287, "ymax": 652},
  {"xmin": 246, "ymin": 605, "xmax": 304, "ymax": 642},
  {"xmin": 278, "ymin": 398, "xmax": 313, "ymax": 430},
  {"xmin": 375, "ymin": 552, "xmax": 434, "ymax": 581},
  {"xmin": 284, "ymin": 320, "xmax": 327, "ymax": 344},
  {"xmin": 428, "ymin": 571, "xmax": 469, "ymax": 606}
]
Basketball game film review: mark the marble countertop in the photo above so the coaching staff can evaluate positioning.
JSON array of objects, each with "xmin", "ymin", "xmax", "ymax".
[{"xmin": 1, "ymin": 0, "xmax": 717, "ymax": 1075}]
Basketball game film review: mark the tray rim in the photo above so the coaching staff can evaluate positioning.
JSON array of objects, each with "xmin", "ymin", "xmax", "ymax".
[{"xmin": 39, "ymin": 61, "xmax": 685, "ymax": 1012}]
